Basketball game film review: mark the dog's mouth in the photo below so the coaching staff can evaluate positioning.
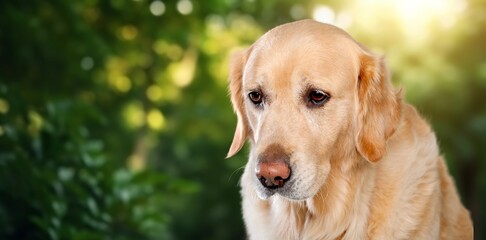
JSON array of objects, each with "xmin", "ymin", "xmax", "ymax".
[
  {"xmin": 253, "ymin": 164, "xmax": 326, "ymax": 201},
  {"xmin": 251, "ymin": 151, "xmax": 327, "ymax": 201},
  {"xmin": 255, "ymin": 181, "xmax": 291, "ymax": 199},
  {"xmin": 255, "ymin": 177, "xmax": 312, "ymax": 200}
]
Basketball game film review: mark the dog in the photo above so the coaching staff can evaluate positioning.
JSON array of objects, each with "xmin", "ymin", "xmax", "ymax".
[{"xmin": 226, "ymin": 20, "xmax": 473, "ymax": 239}]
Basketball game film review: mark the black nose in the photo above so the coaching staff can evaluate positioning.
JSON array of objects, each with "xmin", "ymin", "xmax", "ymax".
[{"xmin": 255, "ymin": 144, "xmax": 291, "ymax": 189}]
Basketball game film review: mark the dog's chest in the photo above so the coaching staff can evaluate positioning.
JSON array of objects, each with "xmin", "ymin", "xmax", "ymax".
[{"xmin": 265, "ymin": 200, "xmax": 354, "ymax": 240}]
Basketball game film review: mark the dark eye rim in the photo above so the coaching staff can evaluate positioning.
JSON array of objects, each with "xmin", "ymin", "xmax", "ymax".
[
  {"xmin": 248, "ymin": 90, "xmax": 264, "ymax": 106},
  {"xmin": 307, "ymin": 89, "xmax": 330, "ymax": 107}
]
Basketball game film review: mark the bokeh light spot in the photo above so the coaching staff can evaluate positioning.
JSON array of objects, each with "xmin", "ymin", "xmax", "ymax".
[
  {"xmin": 146, "ymin": 85, "xmax": 163, "ymax": 102},
  {"xmin": 150, "ymin": 1, "xmax": 166, "ymax": 16},
  {"xmin": 123, "ymin": 101, "xmax": 145, "ymax": 129},
  {"xmin": 166, "ymin": 45, "xmax": 183, "ymax": 61},
  {"xmin": 169, "ymin": 49, "xmax": 197, "ymax": 88},
  {"xmin": 28, "ymin": 110, "xmax": 44, "ymax": 135},
  {"xmin": 121, "ymin": 25, "xmax": 138, "ymax": 40},
  {"xmin": 0, "ymin": 98, "xmax": 9, "ymax": 114},
  {"xmin": 109, "ymin": 74, "xmax": 132, "ymax": 93},
  {"xmin": 80, "ymin": 56, "xmax": 94, "ymax": 70},
  {"xmin": 177, "ymin": 0, "xmax": 193, "ymax": 15},
  {"xmin": 153, "ymin": 41, "xmax": 184, "ymax": 61},
  {"xmin": 128, "ymin": 154, "xmax": 145, "ymax": 172},
  {"xmin": 147, "ymin": 109, "xmax": 166, "ymax": 131}
]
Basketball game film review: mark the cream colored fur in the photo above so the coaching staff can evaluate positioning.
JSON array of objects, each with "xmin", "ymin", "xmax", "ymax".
[{"xmin": 227, "ymin": 19, "xmax": 473, "ymax": 240}]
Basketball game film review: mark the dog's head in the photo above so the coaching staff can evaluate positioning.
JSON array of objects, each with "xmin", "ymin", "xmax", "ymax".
[{"xmin": 227, "ymin": 20, "xmax": 401, "ymax": 200}]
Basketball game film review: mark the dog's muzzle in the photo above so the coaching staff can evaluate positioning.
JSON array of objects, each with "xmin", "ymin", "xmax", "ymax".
[{"xmin": 255, "ymin": 144, "xmax": 292, "ymax": 189}]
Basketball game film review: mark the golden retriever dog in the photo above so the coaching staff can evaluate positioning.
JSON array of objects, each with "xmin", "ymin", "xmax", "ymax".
[{"xmin": 226, "ymin": 20, "xmax": 473, "ymax": 239}]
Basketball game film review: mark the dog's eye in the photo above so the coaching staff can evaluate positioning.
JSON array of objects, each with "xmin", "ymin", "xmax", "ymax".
[
  {"xmin": 308, "ymin": 90, "xmax": 330, "ymax": 107},
  {"xmin": 248, "ymin": 91, "xmax": 263, "ymax": 106}
]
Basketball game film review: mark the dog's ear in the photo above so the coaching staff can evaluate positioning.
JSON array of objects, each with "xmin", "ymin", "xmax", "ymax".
[
  {"xmin": 226, "ymin": 49, "xmax": 252, "ymax": 158},
  {"xmin": 355, "ymin": 49, "xmax": 401, "ymax": 163}
]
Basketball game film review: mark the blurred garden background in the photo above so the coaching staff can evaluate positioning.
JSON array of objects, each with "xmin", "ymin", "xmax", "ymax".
[{"xmin": 0, "ymin": 0, "xmax": 485, "ymax": 239}]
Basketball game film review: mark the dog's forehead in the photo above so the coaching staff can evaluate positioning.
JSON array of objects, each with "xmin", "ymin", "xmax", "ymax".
[
  {"xmin": 255, "ymin": 20, "xmax": 357, "ymax": 54},
  {"xmin": 243, "ymin": 20, "xmax": 360, "ymax": 92}
]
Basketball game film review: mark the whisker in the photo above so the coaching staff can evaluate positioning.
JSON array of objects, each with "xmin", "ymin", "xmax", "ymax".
[{"xmin": 228, "ymin": 165, "xmax": 246, "ymax": 184}]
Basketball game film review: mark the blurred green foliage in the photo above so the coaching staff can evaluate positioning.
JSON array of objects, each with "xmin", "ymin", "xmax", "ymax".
[
  {"xmin": 0, "ymin": 89, "xmax": 173, "ymax": 239},
  {"xmin": 0, "ymin": 0, "xmax": 484, "ymax": 239}
]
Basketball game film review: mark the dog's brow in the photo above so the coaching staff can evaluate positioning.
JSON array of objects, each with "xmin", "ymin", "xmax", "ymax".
[
  {"xmin": 244, "ymin": 84, "xmax": 263, "ymax": 93},
  {"xmin": 244, "ymin": 76, "xmax": 266, "ymax": 91}
]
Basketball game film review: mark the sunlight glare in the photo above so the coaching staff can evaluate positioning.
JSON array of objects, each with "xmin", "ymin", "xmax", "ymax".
[
  {"xmin": 354, "ymin": 0, "xmax": 467, "ymax": 42},
  {"xmin": 312, "ymin": 5, "xmax": 335, "ymax": 25},
  {"xmin": 394, "ymin": 0, "xmax": 464, "ymax": 31}
]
